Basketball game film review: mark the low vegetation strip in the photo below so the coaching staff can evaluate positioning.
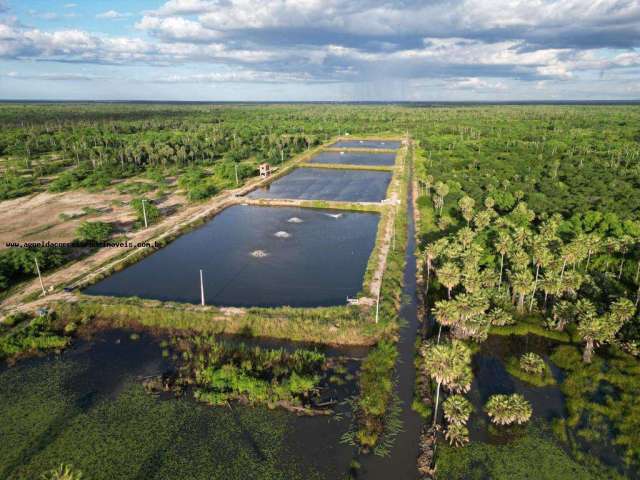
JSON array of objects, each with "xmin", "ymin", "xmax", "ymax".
[
  {"xmin": 53, "ymin": 299, "xmax": 391, "ymax": 346},
  {"xmin": 301, "ymin": 163, "xmax": 394, "ymax": 172},
  {"xmin": 240, "ymin": 197, "xmax": 383, "ymax": 213}
]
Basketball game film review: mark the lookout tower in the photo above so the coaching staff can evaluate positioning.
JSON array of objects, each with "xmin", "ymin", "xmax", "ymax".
[{"xmin": 259, "ymin": 163, "xmax": 271, "ymax": 178}]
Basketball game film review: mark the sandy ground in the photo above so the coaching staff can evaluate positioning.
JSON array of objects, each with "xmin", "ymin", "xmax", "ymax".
[{"xmin": 0, "ymin": 188, "xmax": 184, "ymax": 250}]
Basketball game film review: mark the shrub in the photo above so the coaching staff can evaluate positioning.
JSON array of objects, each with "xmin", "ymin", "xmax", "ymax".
[
  {"xmin": 76, "ymin": 221, "xmax": 112, "ymax": 243},
  {"xmin": 131, "ymin": 198, "xmax": 160, "ymax": 226}
]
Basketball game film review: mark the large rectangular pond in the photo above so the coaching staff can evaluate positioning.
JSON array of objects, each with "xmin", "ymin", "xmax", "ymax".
[
  {"xmin": 246, "ymin": 167, "xmax": 392, "ymax": 202},
  {"xmin": 84, "ymin": 205, "xmax": 380, "ymax": 307},
  {"xmin": 329, "ymin": 139, "xmax": 401, "ymax": 150},
  {"xmin": 310, "ymin": 151, "xmax": 396, "ymax": 166}
]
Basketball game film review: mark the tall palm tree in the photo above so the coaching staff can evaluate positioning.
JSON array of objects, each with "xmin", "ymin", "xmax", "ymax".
[
  {"xmin": 422, "ymin": 340, "xmax": 471, "ymax": 426},
  {"xmin": 510, "ymin": 269, "xmax": 534, "ymax": 313},
  {"xmin": 495, "ymin": 231, "xmax": 512, "ymax": 289},
  {"xmin": 437, "ymin": 262, "xmax": 461, "ymax": 299},
  {"xmin": 529, "ymin": 241, "xmax": 552, "ymax": 311}
]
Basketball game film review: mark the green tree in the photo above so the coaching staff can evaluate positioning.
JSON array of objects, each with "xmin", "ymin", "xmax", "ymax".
[{"xmin": 76, "ymin": 221, "xmax": 112, "ymax": 243}]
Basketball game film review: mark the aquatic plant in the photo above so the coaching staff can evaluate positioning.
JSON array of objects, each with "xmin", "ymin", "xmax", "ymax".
[
  {"xmin": 485, "ymin": 394, "xmax": 532, "ymax": 426},
  {"xmin": 0, "ymin": 313, "xmax": 69, "ymax": 360},
  {"xmin": 170, "ymin": 336, "xmax": 329, "ymax": 409}
]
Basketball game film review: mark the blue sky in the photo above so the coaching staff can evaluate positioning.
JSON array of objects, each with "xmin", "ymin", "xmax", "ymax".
[{"xmin": 0, "ymin": 0, "xmax": 638, "ymax": 101}]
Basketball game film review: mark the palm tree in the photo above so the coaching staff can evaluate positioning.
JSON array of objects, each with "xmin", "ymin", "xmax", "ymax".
[
  {"xmin": 458, "ymin": 195, "xmax": 475, "ymax": 225},
  {"xmin": 424, "ymin": 238, "xmax": 447, "ymax": 285},
  {"xmin": 495, "ymin": 231, "xmax": 512, "ymax": 289},
  {"xmin": 485, "ymin": 394, "xmax": 532, "ymax": 425},
  {"xmin": 552, "ymin": 300, "xmax": 576, "ymax": 331},
  {"xmin": 443, "ymin": 394, "xmax": 473, "ymax": 426},
  {"xmin": 434, "ymin": 181, "xmax": 450, "ymax": 215},
  {"xmin": 422, "ymin": 340, "xmax": 472, "ymax": 426},
  {"xmin": 529, "ymin": 241, "xmax": 552, "ymax": 311},
  {"xmin": 445, "ymin": 423, "xmax": 470, "ymax": 447},
  {"xmin": 510, "ymin": 269, "xmax": 534, "ymax": 313},
  {"xmin": 541, "ymin": 269, "xmax": 563, "ymax": 310},
  {"xmin": 609, "ymin": 297, "xmax": 635, "ymax": 323},
  {"xmin": 582, "ymin": 233, "xmax": 601, "ymax": 271},
  {"xmin": 437, "ymin": 262, "xmax": 461, "ymax": 299},
  {"xmin": 576, "ymin": 298, "xmax": 631, "ymax": 363},
  {"xmin": 519, "ymin": 353, "xmax": 545, "ymax": 375}
]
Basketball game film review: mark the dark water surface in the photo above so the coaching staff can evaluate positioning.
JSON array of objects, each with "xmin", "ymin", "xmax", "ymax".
[
  {"xmin": 0, "ymin": 330, "xmax": 356, "ymax": 480},
  {"xmin": 310, "ymin": 151, "xmax": 396, "ymax": 166},
  {"xmin": 359, "ymin": 153, "xmax": 421, "ymax": 480},
  {"xmin": 85, "ymin": 205, "xmax": 379, "ymax": 307},
  {"xmin": 468, "ymin": 335, "xmax": 566, "ymax": 443},
  {"xmin": 246, "ymin": 167, "xmax": 392, "ymax": 202},
  {"xmin": 330, "ymin": 140, "xmax": 401, "ymax": 150}
]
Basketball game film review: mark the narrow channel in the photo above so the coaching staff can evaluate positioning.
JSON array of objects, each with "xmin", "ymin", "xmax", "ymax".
[{"xmin": 359, "ymin": 152, "xmax": 422, "ymax": 479}]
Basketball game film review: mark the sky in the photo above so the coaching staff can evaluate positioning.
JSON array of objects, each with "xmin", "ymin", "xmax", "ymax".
[{"xmin": 0, "ymin": 0, "xmax": 638, "ymax": 101}]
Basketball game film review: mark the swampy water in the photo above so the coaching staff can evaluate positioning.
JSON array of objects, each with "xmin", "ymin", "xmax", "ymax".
[
  {"xmin": 85, "ymin": 205, "xmax": 379, "ymax": 307},
  {"xmin": 330, "ymin": 140, "xmax": 401, "ymax": 150},
  {"xmin": 468, "ymin": 335, "xmax": 566, "ymax": 442},
  {"xmin": 246, "ymin": 167, "xmax": 392, "ymax": 202},
  {"xmin": 310, "ymin": 151, "xmax": 396, "ymax": 166},
  {"xmin": 0, "ymin": 330, "xmax": 357, "ymax": 480}
]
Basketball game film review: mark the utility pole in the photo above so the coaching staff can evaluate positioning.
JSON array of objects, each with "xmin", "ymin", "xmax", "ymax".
[
  {"xmin": 375, "ymin": 274, "xmax": 382, "ymax": 324},
  {"xmin": 200, "ymin": 269, "xmax": 205, "ymax": 306},
  {"xmin": 142, "ymin": 199, "xmax": 148, "ymax": 229},
  {"xmin": 234, "ymin": 163, "xmax": 239, "ymax": 185},
  {"xmin": 34, "ymin": 256, "xmax": 46, "ymax": 297}
]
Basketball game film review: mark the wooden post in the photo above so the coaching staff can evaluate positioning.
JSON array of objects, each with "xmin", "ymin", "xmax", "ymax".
[
  {"xmin": 34, "ymin": 256, "xmax": 46, "ymax": 297},
  {"xmin": 200, "ymin": 269, "xmax": 205, "ymax": 306},
  {"xmin": 142, "ymin": 199, "xmax": 148, "ymax": 229}
]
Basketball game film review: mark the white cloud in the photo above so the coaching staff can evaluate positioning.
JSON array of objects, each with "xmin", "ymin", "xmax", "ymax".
[
  {"xmin": 153, "ymin": 69, "xmax": 312, "ymax": 83},
  {"xmin": 136, "ymin": 16, "xmax": 220, "ymax": 42},
  {"xmin": 3, "ymin": 71, "xmax": 107, "ymax": 81},
  {"xmin": 96, "ymin": 10, "xmax": 131, "ymax": 20},
  {"xmin": 64, "ymin": 3, "xmax": 78, "ymax": 8}
]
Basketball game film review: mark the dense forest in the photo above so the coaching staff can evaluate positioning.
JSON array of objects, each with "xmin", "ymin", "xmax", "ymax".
[{"xmin": 412, "ymin": 106, "xmax": 640, "ymax": 479}]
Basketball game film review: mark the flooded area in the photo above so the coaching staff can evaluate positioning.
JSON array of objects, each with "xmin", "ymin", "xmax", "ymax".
[
  {"xmin": 310, "ymin": 151, "xmax": 396, "ymax": 166},
  {"xmin": 0, "ymin": 330, "xmax": 357, "ymax": 480},
  {"xmin": 468, "ymin": 335, "xmax": 566, "ymax": 442},
  {"xmin": 246, "ymin": 167, "xmax": 392, "ymax": 202},
  {"xmin": 84, "ymin": 205, "xmax": 379, "ymax": 307},
  {"xmin": 330, "ymin": 140, "xmax": 401, "ymax": 150}
]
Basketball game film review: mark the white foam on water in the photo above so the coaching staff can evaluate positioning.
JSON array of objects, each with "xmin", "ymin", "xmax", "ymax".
[
  {"xmin": 325, "ymin": 213, "xmax": 343, "ymax": 219},
  {"xmin": 250, "ymin": 250, "xmax": 269, "ymax": 258},
  {"xmin": 287, "ymin": 217, "xmax": 303, "ymax": 223},
  {"xmin": 274, "ymin": 231, "xmax": 291, "ymax": 238}
]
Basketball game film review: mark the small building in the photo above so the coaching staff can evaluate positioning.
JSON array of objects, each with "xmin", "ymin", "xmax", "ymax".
[{"xmin": 259, "ymin": 163, "xmax": 271, "ymax": 178}]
